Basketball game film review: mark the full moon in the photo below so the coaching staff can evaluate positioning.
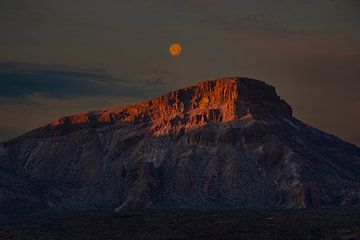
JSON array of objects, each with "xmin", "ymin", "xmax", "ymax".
[{"xmin": 169, "ymin": 43, "xmax": 182, "ymax": 56}]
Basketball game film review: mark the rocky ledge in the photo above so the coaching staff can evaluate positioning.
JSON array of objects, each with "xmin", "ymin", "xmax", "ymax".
[{"xmin": 0, "ymin": 77, "xmax": 359, "ymax": 214}]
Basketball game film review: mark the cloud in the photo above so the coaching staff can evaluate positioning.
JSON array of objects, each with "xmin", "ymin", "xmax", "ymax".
[
  {"xmin": 142, "ymin": 78, "xmax": 164, "ymax": 86},
  {"xmin": 200, "ymin": 13, "xmax": 320, "ymax": 37},
  {"xmin": 0, "ymin": 62, "xmax": 115, "ymax": 99},
  {"xmin": 329, "ymin": 0, "xmax": 360, "ymax": 8},
  {"xmin": 203, "ymin": 14, "xmax": 290, "ymax": 35},
  {"xmin": 0, "ymin": 62, "xmax": 172, "ymax": 102}
]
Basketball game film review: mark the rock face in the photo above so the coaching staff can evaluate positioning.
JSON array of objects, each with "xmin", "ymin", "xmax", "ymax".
[{"xmin": 0, "ymin": 77, "xmax": 359, "ymax": 213}]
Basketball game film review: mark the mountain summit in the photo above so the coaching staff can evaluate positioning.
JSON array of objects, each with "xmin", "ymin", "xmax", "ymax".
[
  {"xmin": 1, "ymin": 77, "xmax": 359, "ymax": 213},
  {"xmin": 50, "ymin": 78, "xmax": 292, "ymax": 136}
]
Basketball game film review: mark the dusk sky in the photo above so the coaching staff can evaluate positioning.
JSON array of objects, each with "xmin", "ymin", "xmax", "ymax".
[{"xmin": 0, "ymin": 0, "xmax": 359, "ymax": 145}]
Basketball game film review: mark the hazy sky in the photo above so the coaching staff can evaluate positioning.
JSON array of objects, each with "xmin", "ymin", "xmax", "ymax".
[{"xmin": 0, "ymin": 0, "xmax": 359, "ymax": 145}]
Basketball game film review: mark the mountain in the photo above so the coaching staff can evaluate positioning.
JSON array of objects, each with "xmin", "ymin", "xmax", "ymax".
[{"xmin": 0, "ymin": 77, "xmax": 359, "ymax": 214}]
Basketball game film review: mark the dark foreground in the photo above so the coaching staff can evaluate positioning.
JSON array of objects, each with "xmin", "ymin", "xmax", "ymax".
[{"xmin": 1, "ymin": 207, "xmax": 360, "ymax": 240}]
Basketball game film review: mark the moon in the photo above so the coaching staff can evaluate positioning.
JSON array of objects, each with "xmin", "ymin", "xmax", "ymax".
[{"xmin": 169, "ymin": 43, "xmax": 182, "ymax": 56}]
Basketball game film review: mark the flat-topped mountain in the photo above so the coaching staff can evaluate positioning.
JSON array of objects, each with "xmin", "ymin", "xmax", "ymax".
[
  {"xmin": 49, "ymin": 78, "xmax": 292, "ymax": 136},
  {"xmin": 0, "ymin": 77, "xmax": 359, "ymax": 213}
]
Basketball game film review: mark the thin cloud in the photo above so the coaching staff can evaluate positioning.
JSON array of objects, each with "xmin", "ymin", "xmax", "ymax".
[
  {"xmin": 0, "ymin": 62, "xmax": 172, "ymax": 102},
  {"xmin": 142, "ymin": 78, "xmax": 164, "ymax": 86},
  {"xmin": 201, "ymin": 13, "xmax": 318, "ymax": 37},
  {"xmin": 0, "ymin": 62, "xmax": 114, "ymax": 99}
]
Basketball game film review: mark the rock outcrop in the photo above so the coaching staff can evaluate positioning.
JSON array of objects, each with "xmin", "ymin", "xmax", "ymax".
[{"xmin": 0, "ymin": 77, "xmax": 359, "ymax": 213}]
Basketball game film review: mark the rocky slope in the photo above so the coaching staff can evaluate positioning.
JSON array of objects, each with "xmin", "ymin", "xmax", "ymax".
[{"xmin": 0, "ymin": 77, "xmax": 359, "ymax": 213}]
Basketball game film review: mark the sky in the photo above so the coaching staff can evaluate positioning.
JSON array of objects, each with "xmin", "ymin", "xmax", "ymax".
[{"xmin": 0, "ymin": 0, "xmax": 359, "ymax": 145}]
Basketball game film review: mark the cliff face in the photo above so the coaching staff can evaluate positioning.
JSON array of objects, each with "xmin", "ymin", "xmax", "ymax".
[
  {"xmin": 49, "ymin": 78, "xmax": 292, "ymax": 136},
  {"xmin": 0, "ymin": 77, "xmax": 359, "ymax": 213}
]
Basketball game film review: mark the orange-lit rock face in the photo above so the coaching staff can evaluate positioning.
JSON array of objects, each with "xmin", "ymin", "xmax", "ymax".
[
  {"xmin": 51, "ymin": 110, "xmax": 115, "ymax": 126},
  {"xmin": 50, "ymin": 77, "xmax": 292, "ymax": 137},
  {"xmin": 2, "ymin": 76, "xmax": 359, "ymax": 213}
]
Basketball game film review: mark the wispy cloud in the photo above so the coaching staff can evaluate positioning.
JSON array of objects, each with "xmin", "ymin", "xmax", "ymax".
[
  {"xmin": 0, "ymin": 62, "xmax": 172, "ymax": 102},
  {"xmin": 202, "ymin": 14, "xmax": 290, "ymax": 35},
  {"xmin": 329, "ymin": 0, "xmax": 360, "ymax": 8},
  {"xmin": 200, "ymin": 13, "xmax": 325, "ymax": 37},
  {"xmin": 0, "ymin": 62, "xmax": 115, "ymax": 99},
  {"xmin": 142, "ymin": 78, "xmax": 164, "ymax": 86}
]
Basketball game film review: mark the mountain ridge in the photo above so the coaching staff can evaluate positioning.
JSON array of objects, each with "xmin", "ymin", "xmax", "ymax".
[
  {"xmin": 8, "ymin": 77, "xmax": 292, "ymax": 141},
  {"xmin": 0, "ymin": 77, "xmax": 359, "ymax": 214}
]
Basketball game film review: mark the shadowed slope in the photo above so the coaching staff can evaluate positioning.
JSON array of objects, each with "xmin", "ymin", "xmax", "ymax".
[{"xmin": 0, "ymin": 77, "xmax": 359, "ymax": 213}]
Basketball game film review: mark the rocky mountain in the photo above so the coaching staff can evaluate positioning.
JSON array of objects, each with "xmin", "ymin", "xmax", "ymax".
[{"xmin": 0, "ymin": 77, "xmax": 359, "ymax": 214}]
